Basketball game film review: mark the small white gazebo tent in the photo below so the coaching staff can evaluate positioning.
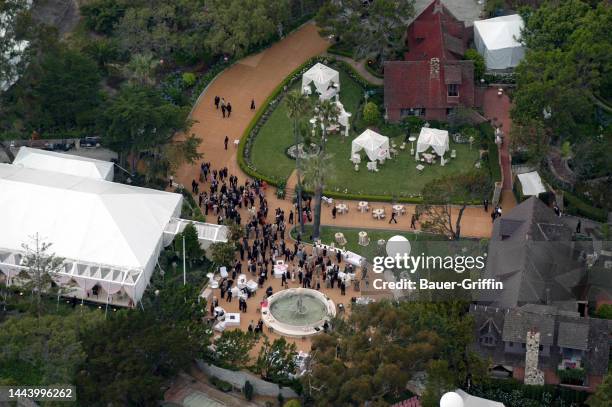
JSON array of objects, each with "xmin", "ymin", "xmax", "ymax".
[
  {"xmin": 302, "ymin": 63, "xmax": 340, "ymax": 100},
  {"xmin": 351, "ymin": 129, "xmax": 390, "ymax": 162},
  {"xmin": 517, "ymin": 171, "xmax": 546, "ymax": 196},
  {"xmin": 415, "ymin": 127, "xmax": 449, "ymax": 164},
  {"xmin": 474, "ymin": 14, "xmax": 525, "ymax": 70}
]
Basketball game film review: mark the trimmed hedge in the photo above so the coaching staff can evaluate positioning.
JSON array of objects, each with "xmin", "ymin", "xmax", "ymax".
[
  {"xmin": 563, "ymin": 191, "xmax": 608, "ymax": 222},
  {"xmin": 327, "ymin": 42, "xmax": 353, "ymax": 58},
  {"xmin": 364, "ymin": 60, "xmax": 384, "ymax": 79}
]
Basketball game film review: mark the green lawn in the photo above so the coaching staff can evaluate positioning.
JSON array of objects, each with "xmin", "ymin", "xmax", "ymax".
[{"xmin": 250, "ymin": 68, "xmax": 480, "ymax": 197}]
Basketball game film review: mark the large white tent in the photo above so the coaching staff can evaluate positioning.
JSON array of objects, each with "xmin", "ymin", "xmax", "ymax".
[
  {"xmin": 302, "ymin": 63, "xmax": 340, "ymax": 100},
  {"xmin": 416, "ymin": 127, "xmax": 449, "ymax": 161},
  {"xmin": 474, "ymin": 14, "xmax": 525, "ymax": 70},
  {"xmin": 351, "ymin": 129, "xmax": 390, "ymax": 162},
  {"xmin": 13, "ymin": 147, "xmax": 114, "ymax": 181},
  {"xmin": 0, "ymin": 161, "xmax": 183, "ymax": 305}
]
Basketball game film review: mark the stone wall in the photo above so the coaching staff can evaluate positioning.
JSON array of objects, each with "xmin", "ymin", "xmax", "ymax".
[{"xmin": 195, "ymin": 360, "xmax": 298, "ymax": 399}]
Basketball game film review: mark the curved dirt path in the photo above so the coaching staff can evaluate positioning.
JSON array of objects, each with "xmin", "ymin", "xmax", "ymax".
[{"xmin": 175, "ymin": 22, "xmax": 492, "ymax": 239}]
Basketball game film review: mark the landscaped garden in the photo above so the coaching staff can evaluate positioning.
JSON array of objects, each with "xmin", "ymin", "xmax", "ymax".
[{"xmin": 246, "ymin": 59, "xmax": 488, "ymax": 201}]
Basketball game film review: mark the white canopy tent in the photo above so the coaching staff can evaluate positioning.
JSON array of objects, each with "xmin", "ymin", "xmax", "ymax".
[
  {"xmin": 0, "ymin": 160, "xmax": 182, "ymax": 305},
  {"xmin": 13, "ymin": 146, "xmax": 114, "ymax": 181},
  {"xmin": 517, "ymin": 171, "xmax": 546, "ymax": 196},
  {"xmin": 416, "ymin": 127, "xmax": 449, "ymax": 164},
  {"xmin": 302, "ymin": 63, "xmax": 340, "ymax": 100},
  {"xmin": 351, "ymin": 129, "xmax": 390, "ymax": 162},
  {"xmin": 474, "ymin": 14, "xmax": 525, "ymax": 70}
]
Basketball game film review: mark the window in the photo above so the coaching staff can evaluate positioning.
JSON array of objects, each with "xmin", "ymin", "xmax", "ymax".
[
  {"xmin": 509, "ymin": 342, "xmax": 513, "ymax": 347},
  {"xmin": 448, "ymin": 84, "xmax": 459, "ymax": 97},
  {"xmin": 400, "ymin": 108, "xmax": 426, "ymax": 118}
]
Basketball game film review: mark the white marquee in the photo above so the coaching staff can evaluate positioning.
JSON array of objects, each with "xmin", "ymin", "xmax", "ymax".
[
  {"xmin": 474, "ymin": 14, "xmax": 525, "ymax": 70},
  {"xmin": 13, "ymin": 147, "xmax": 114, "ymax": 181},
  {"xmin": 0, "ymin": 162, "xmax": 182, "ymax": 304}
]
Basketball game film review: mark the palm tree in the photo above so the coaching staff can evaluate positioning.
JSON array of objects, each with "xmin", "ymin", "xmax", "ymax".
[
  {"xmin": 125, "ymin": 53, "xmax": 159, "ymax": 86},
  {"xmin": 302, "ymin": 153, "xmax": 335, "ymax": 241},
  {"xmin": 285, "ymin": 90, "xmax": 311, "ymax": 234},
  {"xmin": 314, "ymin": 99, "xmax": 340, "ymax": 151}
]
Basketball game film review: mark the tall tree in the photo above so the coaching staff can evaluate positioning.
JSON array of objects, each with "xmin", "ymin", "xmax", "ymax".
[
  {"xmin": 316, "ymin": 0, "xmax": 415, "ymax": 64},
  {"xmin": 315, "ymin": 98, "xmax": 340, "ymax": 151},
  {"xmin": 302, "ymin": 153, "xmax": 335, "ymax": 240},
  {"xmin": 18, "ymin": 234, "xmax": 65, "ymax": 318},
  {"xmin": 417, "ymin": 171, "xmax": 490, "ymax": 240},
  {"xmin": 124, "ymin": 53, "xmax": 159, "ymax": 86},
  {"xmin": 100, "ymin": 84, "xmax": 191, "ymax": 173},
  {"xmin": 510, "ymin": 118, "xmax": 550, "ymax": 166},
  {"xmin": 0, "ymin": 311, "xmax": 104, "ymax": 386},
  {"xmin": 204, "ymin": 0, "xmax": 290, "ymax": 57},
  {"xmin": 285, "ymin": 90, "xmax": 311, "ymax": 234},
  {"xmin": 512, "ymin": 1, "xmax": 612, "ymax": 140},
  {"xmin": 0, "ymin": 0, "xmax": 32, "ymax": 93},
  {"xmin": 208, "ymin": 330, "xmax": 257, "ymax": 370},
  {"xmin": 256, "ymin": 336, "xmax": 298, "ymax": 383}
]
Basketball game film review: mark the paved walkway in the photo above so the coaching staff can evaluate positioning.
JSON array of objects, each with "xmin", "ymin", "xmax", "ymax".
[
  {"xmin": 482, "ymin": 87, "xmax": 516, "ymax": 209},
  {"xmin": 175, "ymin": 22, "xmax": 493, "ymax": 240},
  {"xmin": 325, "ymin": 53, "xmax": 383, "ymax": 85}
]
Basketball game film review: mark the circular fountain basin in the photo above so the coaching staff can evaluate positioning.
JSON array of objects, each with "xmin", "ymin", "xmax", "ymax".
[{"xmin": 261, "ymin": 288, "xmax": 336, "ymax": 337}]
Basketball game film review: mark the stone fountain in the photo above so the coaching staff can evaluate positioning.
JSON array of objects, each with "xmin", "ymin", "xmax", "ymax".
[{"xmin": 262, "ymin": 288, "xmax": 336, "ymax": 337}]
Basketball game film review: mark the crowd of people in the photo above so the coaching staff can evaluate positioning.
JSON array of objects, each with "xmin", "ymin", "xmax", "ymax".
[{"xmin": 192, "ymin": 161, "xmax": 363, "ymax": 323}]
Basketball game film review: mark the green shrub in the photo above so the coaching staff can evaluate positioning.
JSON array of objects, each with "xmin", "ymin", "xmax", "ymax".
[
  {"xmin": 182, "ymin": 72, "xmax": 196, "ymax": 87},
  {"xmin": 556, "ymin": 368, "xmax": 585, "ymax": 385},
  {"xmin": 563, "ymin": 191, "xmax": 607, "ymax": 222},
  {"xmin": 595, "ymin": 304, "xmax": 612, "ymax": 319},
  {"xmin": 243, "ymin": 380, "xmax": 254, "ymax": 400},
  {"xmin": 464, "ymin": 48, "xmax": 485, "ymax": 80},
  {"xmin": 283, "ymin": 401, "xmax": 301, "ymax": 407},
  {"xmin": 362, "ymin": 101, "xmax": 380, "ymax": 125},
  {"xmin": 209, "ymin": 376, "xmax": 233, "ymax": 392},
  {"xmin": 327, "ymin": 42, "xmax": 353, "ymax": 58},
  {"xmin": 561, "ymin": 141, "xmax": 572, "ymax": 158}
]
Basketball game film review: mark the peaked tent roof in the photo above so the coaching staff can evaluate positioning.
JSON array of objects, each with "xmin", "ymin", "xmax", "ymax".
[
  {"xmin": 474, "ymin": 14, "xmax": 524, "ymax": 69},
  {"xmin": 474, "ymin": 14, "xmax": 523, "ymax": 51},
  {"xmin": 13, "ymin": 147, "xmax": 114, "ymax": 181},
  {"xmin": 302, "ymin": 63, "xmax": 340, "ymax": 93},
  {"xmin": 351, "ymin": 129, "xmax": 390, "ymax": 161},
  {"xmin": 0, "ymin": 163, "xmax": 182, "ymax": 271}
]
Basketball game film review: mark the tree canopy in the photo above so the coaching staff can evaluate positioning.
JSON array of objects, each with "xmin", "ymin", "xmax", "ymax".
[
  {"xmin": 316, "ymin": 0, "xmax": 415, "ymax": 63},
  {"xmin": 100, "ymin": 84, "xmax": 192, "ymax": 171},
  {"xmin": 512, "ymin": 1, "xmax": 611, "ymax": 140},
  {"xmin": 302, "ymin": 301, "xmax": 482, "ymax": 406},
  {"xmin": 204, "ymin": 0, "xmax": 291, "ymax": 57}
]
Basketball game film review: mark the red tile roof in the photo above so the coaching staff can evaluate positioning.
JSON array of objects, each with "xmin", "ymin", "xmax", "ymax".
[
  {"xmin": 384, "ymin": 60, "xmax": 474, "ymax": 110},
  {"xmin": 404, "ymin": 0, "xmax": 467, "ymax": 61},
  {"xmin": 384, "ymin": 0, "xmax": 476, "ymax": 117}
]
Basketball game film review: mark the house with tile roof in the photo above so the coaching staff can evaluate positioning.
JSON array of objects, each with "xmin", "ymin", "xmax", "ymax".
[{"xmin": 384, "ymin": 0, "xmax": 480, "ymax": 122}]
